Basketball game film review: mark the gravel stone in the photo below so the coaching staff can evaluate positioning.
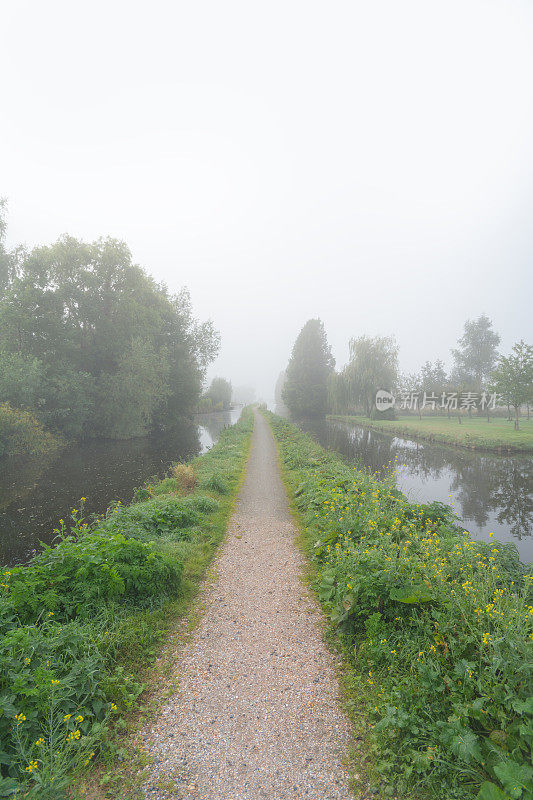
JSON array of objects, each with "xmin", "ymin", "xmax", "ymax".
[{"xmin": 138, "ymin": 410, "xmax": 354, "ymax": 799}]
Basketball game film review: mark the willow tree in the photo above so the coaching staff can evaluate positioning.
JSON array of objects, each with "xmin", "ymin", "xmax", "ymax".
[
  {"xmin": 282, "ymin": 319, "xmax": 335, "ymax": 417},
  {"xmin": 344, "ymin": 335, "xmax": 399, "ymax": 417}
]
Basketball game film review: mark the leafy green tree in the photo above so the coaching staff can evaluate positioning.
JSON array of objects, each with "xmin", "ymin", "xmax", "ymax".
[
  {"xmin": 282, "ymin": 319, "xmax": 335, "ymax": 417},
  {"xmin": 0, "ymin": 233, "xmax": 219, "ymax": 439},
  {"xmin": 96, "ymin": 338, "xmax": 170, "ymax": 438},
  {"xmin": 344, "ymin": 335, "xmax": 399, "ymax": 417},
  {"xmin": 451, "ymin": 314, "xmax": 500, "ymax": 390},
  {"xmin": 0, "ymin": 351, "xmax": 44, "ymax": 409},
  {"xmin": 204, "ymin": 377, "xmax": 232, "ymax": 411},
  {"xmin": 491, "ymin": 341, "xmax": 533, "ymax": 430}
]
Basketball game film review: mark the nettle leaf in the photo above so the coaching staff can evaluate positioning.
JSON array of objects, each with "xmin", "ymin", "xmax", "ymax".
[
  {"xmin": 476, "ymin": 782, "xmax": 511, "ymax": 800},
  {"xmin": 389, "ymin": 583, "xmax": 433, "ymax": 604},
  {"xmin": 493, "ymin": 761, "xmax": 533, "ymax": 799},
  {"xmin": 450, "ymin": 729, "xmax": 482, "ymax": 763}
]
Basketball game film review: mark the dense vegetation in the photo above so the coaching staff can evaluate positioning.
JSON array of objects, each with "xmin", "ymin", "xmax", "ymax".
[
  {"xmin": 198, "ymin": 376, "xmax": 233, "ymax": 412},
  {"xmin": 0, "ymin": 208, "xmax": 219, "ymax": 452},
  {"xmin": 0, "ymin": 410, "xmax": 253, "ymax": 798},
  {"xmin": 265, "ymin": 411, "xmax": 532, "ymax": 800},
  {"xmin": 0, "ymin": 403, "xmax": 60, "ymax": 458},
  {"xmin": 282, "ymin": 319, "xmax": 335, "ymax": 417}
]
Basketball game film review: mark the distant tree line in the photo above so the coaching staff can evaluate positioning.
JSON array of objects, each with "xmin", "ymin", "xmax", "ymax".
[
  {"xmin": 0, "ymin": 203, "xmax": 220, "ymax": 451},
  {"xmin": 281, "ymin": 314, "xmax": 533, "ymax": 428},
  {"xmin": 198, "ymin": 377, "xmax": 233, "ymax": 412}
]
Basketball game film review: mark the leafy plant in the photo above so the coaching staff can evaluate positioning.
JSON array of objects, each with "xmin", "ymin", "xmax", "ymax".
[{"xmin": 265, "ymin": 410, "xmax": 533, "ymax": 800}]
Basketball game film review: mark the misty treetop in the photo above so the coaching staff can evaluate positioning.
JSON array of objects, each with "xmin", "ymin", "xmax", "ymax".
[
  {"xmin": 282, "ymin": 319, "xmax": 335, "ymax": 417},
  {"xmin": 451, "ymin": 313, "xmax": 500, "ymax": 389},
  {"xmin": 0, "ymin": 230, "xmax": 220, "ymax": 440}
]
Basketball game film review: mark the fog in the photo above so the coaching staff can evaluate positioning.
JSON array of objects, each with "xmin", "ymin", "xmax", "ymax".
[{"xmin": 2, "ymin": 0, "xmax": 532, "ymax": 399}]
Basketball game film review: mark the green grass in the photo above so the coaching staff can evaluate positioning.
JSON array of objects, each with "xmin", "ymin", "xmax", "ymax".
[
  {"xmin": 264, "ymin": 410, "xmax": 532, "ymax": 800},
  {"xmin": 328, "ymin": 414, "xmax": 533, "ymax": 452},
  {"xmin": 0, "ymin": 409, "xmax": 254, "ymax": 799}
]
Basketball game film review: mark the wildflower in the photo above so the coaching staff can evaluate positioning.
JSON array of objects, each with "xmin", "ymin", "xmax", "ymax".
[
  {"xmin": 64, "ymin": 714, "xmax": 71, "ymax": 721},
  {"xmin": 110, "ymin": 703, "xmax": 118, "ymax": 712},
  {"xmin": 75, "ymin": 714, "xmax": 84, "ymax": 723},
  {"xmin": 15, "ymin": 713, "xmax": 26, "ymax": 725},
  {"xmin": 25, "ymin": 761, "xmax": 39, "ymax": 773}
]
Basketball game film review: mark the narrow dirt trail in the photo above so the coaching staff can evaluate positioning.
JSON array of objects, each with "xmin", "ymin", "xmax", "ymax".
[{"xmin": 139, "ymin": 410, "xmax": 353, "ymax": 800}]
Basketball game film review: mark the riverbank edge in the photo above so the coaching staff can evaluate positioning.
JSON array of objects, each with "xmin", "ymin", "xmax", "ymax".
[
  {"xmin": 262, "ymin": 410, "xmax": 532, "ymax": 800},
  {"xmin": 1, "ymin": 408, "xmax": 254, "ymax": 799},
  {"xmin": 79, "ymin": 407, "xmax": 255, "ymax": 800},
  {"xmin": 328, "ymin": 414, "xmax": 533, "ymax": 453}
]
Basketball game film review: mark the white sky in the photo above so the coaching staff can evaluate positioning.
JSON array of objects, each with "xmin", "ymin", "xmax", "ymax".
[{"xmin": 2, "ymin": 0, "xmax": 533, "ymax": 398}]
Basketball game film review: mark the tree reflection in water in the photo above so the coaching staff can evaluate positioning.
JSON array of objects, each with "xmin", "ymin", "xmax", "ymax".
[{"xmin": 299, "ymin": 418, "xmax": 533, "ymax": 562}]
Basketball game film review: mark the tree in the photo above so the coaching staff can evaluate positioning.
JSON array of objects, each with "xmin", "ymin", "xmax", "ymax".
[
  {"xmin": 491, "ymin": 341, "xmax": 533, "ymax": 430},
  {"xmin": 451, "ymin": 314, "xmax": 500, "ymax": 390},
  {"xmin": 344, "ymin": 335, "xmax": 399, "ymax": 417},
  {"xmin": 0, "ymin": 232, "xmax": 220, "ymax": 438},
  {"xmin": 0, "ymin": 198, "xmax": 9, "ymax": 293},
  {"xmin": 0, "ymin": 351, "xmax": 44, "ymax": 409},
  {"xmin": 204, "ymin": 377, "xmax": 232, "ymax": 410},
  {"xmin": 282, "ymin": 319, "xmax": 335, "ymax": 417}
]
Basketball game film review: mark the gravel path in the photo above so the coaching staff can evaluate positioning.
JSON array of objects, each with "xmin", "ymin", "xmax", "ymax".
[{"xmin": 139, "ymin": 410, "xmax": 354, "ymax": 800}]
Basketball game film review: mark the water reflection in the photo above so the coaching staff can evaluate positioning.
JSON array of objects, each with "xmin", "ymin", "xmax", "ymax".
[
  {"xmin": 197, "ymin": 407, "xmax": 242, "ymax": 452},
  {"xmin": 300, "ymin": 418, "xmax": 533, "ymax": 563},
  {"xmin": 0, "ymin": 410, "xmax": 241, "ymax": 566}
]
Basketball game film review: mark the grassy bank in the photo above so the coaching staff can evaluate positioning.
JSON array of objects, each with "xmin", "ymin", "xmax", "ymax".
[
  {"xmin": 328, "ymin": 414, "xmax": 533, "ymax": 453},
  {"xmin": 0, "ymin": 408, "xmax": 253, "ymax": 799},
  {"xmin": 264, "ymin": 411, "xmax": 532, "ymax": 800}
]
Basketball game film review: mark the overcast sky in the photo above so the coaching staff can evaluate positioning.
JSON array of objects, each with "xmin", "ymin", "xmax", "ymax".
[{"xmin": 2, "ymin": 0, "xmax": 533, "ymax": 398}]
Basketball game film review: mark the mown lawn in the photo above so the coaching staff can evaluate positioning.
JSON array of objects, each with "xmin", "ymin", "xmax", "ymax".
[{"xmin": 328, "ymin": 414, "xmax": 533, "ymax": 452}]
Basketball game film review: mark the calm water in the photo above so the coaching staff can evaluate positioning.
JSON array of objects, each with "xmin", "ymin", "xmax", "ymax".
[
  {"xmin": 0, "ymin": 409, "xmax": 241, "ymax": 565},
  {"xmin": 299, "ymin": 417, "xmax": 533, "ymax": 563}
]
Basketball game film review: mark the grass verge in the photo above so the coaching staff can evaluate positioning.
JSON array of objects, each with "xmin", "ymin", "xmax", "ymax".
[
  {"xmin": 264, "ymin": 410, "xmax": 532, "ymax": 800},
  {"xmin": 328, "ymin": 415, "xmax": 533, "ymax": 453},
  {"xmin": 0, "ymin": 408, "xmax": 254, "ymax": 799}
]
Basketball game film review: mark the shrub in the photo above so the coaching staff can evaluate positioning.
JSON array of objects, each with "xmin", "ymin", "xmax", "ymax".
[
  {"xmin": 4, "ymin": 531, "xmax": 182, "ymax": 625},
  {"xmin": 171, "ymin": 463, "xmax": 197, "ymax": 491},
  {"xmin": 104, "ymin": 495, "xmax": 201, "ymax": 539},
  {"xmin": 0, "ymin": 403, "xmax": 59, "ymax": 458}
]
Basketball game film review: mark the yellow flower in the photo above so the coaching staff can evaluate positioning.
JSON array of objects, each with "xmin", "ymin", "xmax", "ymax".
[
  {"xmin": 25, "ymin": 760, "xmax": 39, "ymax": 773},
  {"xmin": 15, "ymin": 713, "xmax": 26, "ymax": 725},
  {"xmin": 110, "ymin": 703, "xmax": 118, "ymax": 712},
  {"xmin": 64, "ymin": 714, "xmax": 71, "ymax": 721},
  {"xmin": 75, "ymin": 714, "xmax": 84, "ymax": 723}
]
